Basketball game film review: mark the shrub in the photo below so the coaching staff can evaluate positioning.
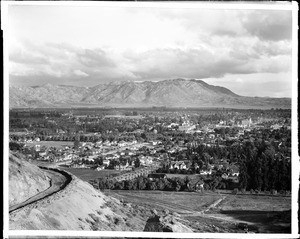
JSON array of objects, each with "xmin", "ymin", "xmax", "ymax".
[
  {"xmin": 271, "ymin": 189, "xmax": 278, "ymax": 195},
  {"xmin": 232, "ymin": 188, "xmax": 239, "ymax": 195}
]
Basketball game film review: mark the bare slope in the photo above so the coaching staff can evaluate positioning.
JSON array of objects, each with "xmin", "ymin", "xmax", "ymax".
[
  {"xmin": 8, "ymin": 153, "xmax": 145, "ymax": 230},
  {"xmin": 9, "ymin": 152, "xmax": 51, "ymax": 207},
  {"xmin": 9, "ymin": 153, "xmax": 193, "ymax": 231},
  {"xmin": 9, "ymin": 79, "xmax": 291, "ymax": 108},
  {"xmin": 10, "ymin": 176, "xmax": 146, "ymax": 230}
]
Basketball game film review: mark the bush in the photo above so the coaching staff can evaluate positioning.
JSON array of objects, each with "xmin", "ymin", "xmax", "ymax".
[
  {"xmin": 232, "ymin": 188, "xmax": 239, "ymax": 195},
  {"xmin": 271, "ymin": 189, "xmax": 278, "ymax": 195},
  {"xmin": 114, "ymin": 216, "xmax": 123, "ymax": 225}
]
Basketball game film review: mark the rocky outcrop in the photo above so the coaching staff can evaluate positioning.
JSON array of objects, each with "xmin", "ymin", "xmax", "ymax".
[{"xmin": 144, "ymin": 210, "xmax": 193, "ymax": 233}]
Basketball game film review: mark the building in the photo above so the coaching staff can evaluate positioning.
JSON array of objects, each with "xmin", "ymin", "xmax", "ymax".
[
  {"xmin": 170, "ymin": 161, "xmax": 187, "ymax": 170},
  {"xmin": 95, "ymin": 165, "xmax": 105, "ymax": 171},
  {"xmin": 139, "ymin": 156, "xmax": 153, "ymax": 166},
  {"xmin": 103, "ymin": 159, "xmax": 110, "ymax": 167},
  {"xmin": 35, "ymin": 144, "xmax": 41, "ymax": 152}
]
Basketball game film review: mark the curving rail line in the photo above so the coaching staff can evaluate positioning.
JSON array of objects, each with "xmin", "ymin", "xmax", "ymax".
[{"xmin": 9, "ymin": 167, "xmax": 72, "ymax": 213}]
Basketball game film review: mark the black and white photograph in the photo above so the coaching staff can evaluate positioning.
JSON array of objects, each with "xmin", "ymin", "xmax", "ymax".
[{"xmin": 3, "ymin": 1, "xmax": 298, "ymax": 238}]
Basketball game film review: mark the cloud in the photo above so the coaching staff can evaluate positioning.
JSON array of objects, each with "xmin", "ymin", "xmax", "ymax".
[
  {"xmin": 77, "ymin": 49, "xmax": 115, "ymax": 68},
  {"xmin": 9, "ymin": 48, "xmax": 49, "ymax": 65},
  {"xmin": 242, "ymin": 10, "xmax": 292, "ymax": 41},
  {"xmin": 158, "ymin": 9, "xmax": 292, "ymax": 44},
  {"xmin": 9, "ymin": 38, "xmax": 292, "ymax": 87},
  {"xmin": 8, "ymin": 40, "xmax": 138, "ymax": 85},
  {"xmin": 125, "ymin": 44, "xmax": 291, "ymax": 81},
  {"xmin": 74, "ymin": 70, "xmax": 88, "ymax": 77}
]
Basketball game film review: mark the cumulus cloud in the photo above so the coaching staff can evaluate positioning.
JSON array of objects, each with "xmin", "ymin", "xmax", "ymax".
[
  {"xmin": 8, "ymin": 40, "xmax": 138, "ymax": 85},
  {"xmin": 9, "ymin": 46, "xmax": 49, "ymax": 65},
  {"xmin": 9, "ymin": 37, "xmax": 292, "ymax": 86},
  {"xmin": 77, "ymin": 49, "xmax": 115, "ymax": 68},
  {"xmin": 242, "ymin": 10, "xmax": 292, "ymax": 41},
  {"xmin": 124, "ymin": 43, "xmax": 291, "ymax": 81}
]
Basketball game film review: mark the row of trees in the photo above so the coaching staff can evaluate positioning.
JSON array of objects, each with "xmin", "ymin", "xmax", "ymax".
[
  {"xmin": 95, "ymin": 172, "xmax": 246, "ymax": 192},
  {"xmin": 96, "ymin": 176, "xmax": 202, "ymax": 192}
]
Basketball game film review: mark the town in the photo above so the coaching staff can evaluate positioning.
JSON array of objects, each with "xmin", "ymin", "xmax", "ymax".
[{"xmin": 9, "ymin": 107, "xmax": 291, "ymax": 195}]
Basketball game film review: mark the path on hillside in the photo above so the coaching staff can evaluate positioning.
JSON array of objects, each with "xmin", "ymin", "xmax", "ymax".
[
  {"xmin": 106, "ymin": 190, "xmax": 196, "ymax": 214},
  {"xmin": 109, "ymin": 190, "xmax": 257, "ymax": 227},
  {"xmin": 107, "ymin": 190, "xmax": 253, "ymax": 225},
  {"xmin": 9, "ymin": 167, "xmax": 72, "ymax": 213},
  {"xmin": 106, "ymin": 191, "xmax": 227, "ymax": 215}
]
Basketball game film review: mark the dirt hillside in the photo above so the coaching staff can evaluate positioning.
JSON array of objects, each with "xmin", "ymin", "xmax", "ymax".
[
  {"xmin": 9, "ymin": 153, "xmax": 193, "ymax": 232},
  {"xmin": 9, "ymin": 152, "xmax": 51, "ymax": 207}
]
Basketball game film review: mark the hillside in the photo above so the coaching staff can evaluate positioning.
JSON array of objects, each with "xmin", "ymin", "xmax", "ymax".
[
  {"xmin": 9, "ymin": 79, "xmax": 291, "ymax": 109},
  {"xmin": 9, "ymin": 152, "xmax": 51, "ymax": 207},
  {"xmin": 9, "ymin": 153, "xmax": 192, "ymax": 231}
]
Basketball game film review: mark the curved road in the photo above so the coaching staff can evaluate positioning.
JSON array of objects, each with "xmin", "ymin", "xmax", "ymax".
[{"xmin": 9, "ymin": 167, "xmax": 72, "ymax": 213}]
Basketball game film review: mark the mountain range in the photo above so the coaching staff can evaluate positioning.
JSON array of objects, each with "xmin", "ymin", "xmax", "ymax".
[{"xmin": 9, "ymin": 79, "xmax": 291, "ymax": 109}]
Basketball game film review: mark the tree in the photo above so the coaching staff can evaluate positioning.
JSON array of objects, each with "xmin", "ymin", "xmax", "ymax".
[
  {"xmin": 9, "ymin": 142, "xmax": 24, "ymax": 151},
  {"xmin": 203, "ymin": 152, "xmax": 210, "ymax": 167},
  {"xmin": 183, "ymin": 176, "xmax": 191, "ymax": 191},
  {"xmin": 134, "ymin": 158, "xmax": 141, "ymax": 168},
  {"xmin": 137, "ymin": 177, "xmax": 146, "ymax": 190},
  {"xmin": 105, "ymin": 179, "xmax": 115, "ymax": 189},
  {"xmin": 95, "ymin": 156, "xmax": 103, "ymax": 165},
  {"xmin": 115, "ymin": 181, "xmax": 125, "ymax": 190},
  {"xmin": 98, "ymin": 178, "xmax": 107, "ymax": 190},
  {"xmin": 157, "ymin": 179, "xmax": 166, "ymax": 190},
  {"xmin": 149, "ymin": 181, "xmax": 157, "ymax": 190},
  {"xmin": 73, "ymin": 135, "xmax": 80, "ymax": 150},
  {"xmin": 238, "ymin": 160, "xmax": 249, "ymax": 190},
  {"xmin": 125, "ymin": 180, "xmax": 133, "ymax": 190}
]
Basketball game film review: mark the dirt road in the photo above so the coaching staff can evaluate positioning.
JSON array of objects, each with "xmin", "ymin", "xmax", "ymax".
[{"xmin": 9, "ymin": 167, "xmax": 72, "ymax": 213}]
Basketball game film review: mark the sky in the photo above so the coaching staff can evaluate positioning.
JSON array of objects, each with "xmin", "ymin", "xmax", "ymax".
[{"xmin": 7, "ymin": 3, "xmax": 293, "ymax": 97}]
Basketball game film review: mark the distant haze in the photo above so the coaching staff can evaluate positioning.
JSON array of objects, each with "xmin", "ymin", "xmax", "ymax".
[{"xmin": 7, "ymin": 4, "xmax": 292, "ymax": 97}]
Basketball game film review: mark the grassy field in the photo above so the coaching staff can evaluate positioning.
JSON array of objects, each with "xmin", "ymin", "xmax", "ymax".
[
  {"xmin": 105, "ymin": 190, "xmax": 223, "ymax": 213},
  {"xmin": 218, "ymin": 194, "xmax": 291, "ymax": 212},
  {"xmin": 61, "ymin": 168, "xmax": 122, "ymax": 182},
  {"xmin": 25, "ymin": 141, "xmax": 74, "ymax": 149},
  {"xmin": 104, "ymin": 189, "xmax": 291, "ymax": 233}
]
